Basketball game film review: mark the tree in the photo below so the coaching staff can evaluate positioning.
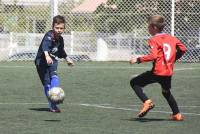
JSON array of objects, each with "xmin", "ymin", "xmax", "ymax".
[{"xmin": 94, "ymin": 0, "xmax": 149, "ymax": 33}]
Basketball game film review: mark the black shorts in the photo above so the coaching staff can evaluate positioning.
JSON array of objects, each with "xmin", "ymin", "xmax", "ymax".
[{"xmin": 130, "ymin": 71, "xmax": 172, "ymax": 91}]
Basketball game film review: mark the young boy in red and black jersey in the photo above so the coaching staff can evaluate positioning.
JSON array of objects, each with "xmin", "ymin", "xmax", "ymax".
[{"xmin": 129, "ymin": 15, "xmax": 187, "ymax": 121}]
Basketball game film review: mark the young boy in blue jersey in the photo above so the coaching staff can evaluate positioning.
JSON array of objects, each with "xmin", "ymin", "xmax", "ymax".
[{"xmin": 35, "ymin": 15, "xmax": 73, "ymax": 113}]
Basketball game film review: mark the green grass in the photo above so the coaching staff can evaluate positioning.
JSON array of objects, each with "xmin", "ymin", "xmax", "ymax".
[{"xmin": 0, "ymin": 61, "xmax": 200, "ymax": 134}]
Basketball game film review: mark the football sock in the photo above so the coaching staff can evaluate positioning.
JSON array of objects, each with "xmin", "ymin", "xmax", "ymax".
[
  {"xmin": 50, "ymin": 75, "xmax": 60, "ymax": 88},
  {"xmin": 132, "ymin": 85, "xmax": 149, "ymax": 102},
  {"xmin": 44, "ymin": 84, "xmax": 59, "ymax": 109},
  {"xmin": 48, "ymin": 101, "xmax": 58, "ymax": 109},
  {"xmin": 162, "ymin": 91, "xmax": 180, "ymax": 114}
]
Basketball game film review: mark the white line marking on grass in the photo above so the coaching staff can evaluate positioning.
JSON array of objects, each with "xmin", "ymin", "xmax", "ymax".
[
  {"xmin": 174, "ymin": 68, "xmax": 197, "ymax": 71},
  {"xmin": 0, "ymin": 102, "xmax": 48, "ymax": 105},
  {"xmin": 0, "ymin": 65, "xmax": 146, "ymax": 69},
  {"xmin": 79, "ymin": 103, "xmax": 200, "ymax": 116},
  {"xmin": 0, "ymin": 102, "xmax": 200, "ymax": 116},
  {"xmin": 76, "ymin": 66, "xmax": 148, "ymax": 69},
  {"xmin": 1, "ymin": 102, "xmax": 200, "ymax": 108},
  {"xmin": 0, "ymin": 66, "xmax": 33, "ymax": 68},
  {"xmin": 127, "ymin": 104, "xmax": 200, "ymax": 108},
  {"xmin": 1, "ymin": 65, "xmax": 200, "ymax": 71}
]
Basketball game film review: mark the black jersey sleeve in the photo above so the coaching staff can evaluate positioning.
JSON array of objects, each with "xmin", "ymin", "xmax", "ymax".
[
  {"xmin": 58, "ymin": 37, "xmax": 67, "ymax": 59},
  {"xmin": 41, "ymin": 33, "xmax": 52, "ymax": 52}
]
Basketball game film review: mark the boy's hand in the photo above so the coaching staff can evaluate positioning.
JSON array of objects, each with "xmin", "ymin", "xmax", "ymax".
[
  {"xmin": 67, "ymin": 60, "xmax": 74, "ymax": 66},
  {"xmin": 65, "ymin": 57, "xmax": 74, "ymax": 66},
  {"xmin": 44, "ymin": 51, "xmax": 53, "ymax": 64},
  {"xmin": 129, "ymin": 56, "xmax": 137, "ymax": 64},
  {"xmin": 46, "ymin": 55, "xmax": 53, "ymax": 64}
]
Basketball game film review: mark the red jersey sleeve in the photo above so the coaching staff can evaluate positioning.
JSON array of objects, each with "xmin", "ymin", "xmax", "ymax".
[
  {"xmin": 176, "ymin": 38, "xmax": 187, "ymax": 53},
  {"xmin": 139, "ymin": 39, "xmax": 158, "ymax": 63}
]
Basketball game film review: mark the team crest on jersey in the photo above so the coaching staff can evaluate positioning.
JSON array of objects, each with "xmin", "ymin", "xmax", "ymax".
[{"xmin": 47, "ymin": 36, "xmax": 53, "ymax": 41}]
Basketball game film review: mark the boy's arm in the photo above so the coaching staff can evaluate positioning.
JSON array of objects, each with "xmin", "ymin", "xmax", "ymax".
[
  {"xmin": 42, "ymin": 34, "xmax": 53, "ymax": 64},
  {"xmin": 133, "ymin": 40, "xmax": 158, "ymax": 64},
  {"xmin": 44, "ymin": 51, "xmax": 53, "ymax": 64},
  {"xmin": 175, "ymin": 41, "xmax": 187, "ymax": 60},
  {"xmin": 59, "ymin": 38, "xmax": 74, "ymax": 66},
  {"xmin": 65, "ymin": 57, "xmax": 74, "ymax": 66}
]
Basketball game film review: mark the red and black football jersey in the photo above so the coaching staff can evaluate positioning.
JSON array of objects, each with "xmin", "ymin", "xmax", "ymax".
[{"xmin": 139, "ymin": 33, "xmax": 187, "ymax": 76}]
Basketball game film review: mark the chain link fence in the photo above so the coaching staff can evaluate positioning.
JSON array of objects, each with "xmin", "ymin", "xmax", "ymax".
[{"xmin": 0, "ymin": 0, "xmax": 200, "ymax": 62}]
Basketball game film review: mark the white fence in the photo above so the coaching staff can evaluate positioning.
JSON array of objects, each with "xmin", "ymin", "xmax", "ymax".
[{"xmin": 0, "ymin": 0, "xmax": 200, "ymax": 62}]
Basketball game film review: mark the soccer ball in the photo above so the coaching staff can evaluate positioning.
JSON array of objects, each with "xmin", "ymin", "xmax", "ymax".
[{"xmin": 48, "ymin": 87, "xmax": 65, "ymax": 103}]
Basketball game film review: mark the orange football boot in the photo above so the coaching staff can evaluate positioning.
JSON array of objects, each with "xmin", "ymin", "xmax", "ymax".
[
  {"xmin": 138, "ymin": 99, "xmax": 155, "ymax": 117},
  {"xmin": 170, "ymin": 113, "xmax": 184, "ymax": 121}
]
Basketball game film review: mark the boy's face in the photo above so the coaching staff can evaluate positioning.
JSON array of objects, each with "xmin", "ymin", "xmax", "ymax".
[
  {"xmin": 53, "ymin": 23, "xmax": 65, "ymax": 37},
  {"xmin": 148, "ymin": 24, "xmax": 156, "ymax": 36}
]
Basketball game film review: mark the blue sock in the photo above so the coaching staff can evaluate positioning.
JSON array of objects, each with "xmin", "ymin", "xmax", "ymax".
[
  {"xmin": 44, "ymin": 84, "xmax": 58, "ymax": 109},
  {"xmin": 50, "ymin": 75, "xmax": 60, "ymax": 88}
]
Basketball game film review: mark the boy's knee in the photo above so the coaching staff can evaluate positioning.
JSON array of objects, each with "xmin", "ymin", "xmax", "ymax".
[
  {"xmin": 130, "ymin": 78, "xmax": 136, "ymax": 87},
  {"xmin": 130, "ymin": 77, "xmax": 141, "ymax": 87},
  {"xmin": 51, "ymin": 75, "xmax": 59, "ymax": 79},
  {"xmin": 50, "ymin": 71, "xmax": 57, "ymax": 77},
  {"xmin": 130, "ymin": 79, "xmax": 141, "ymax": 92}
]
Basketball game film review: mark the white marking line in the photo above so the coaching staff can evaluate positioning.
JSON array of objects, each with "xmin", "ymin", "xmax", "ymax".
[
  {"xmin": 0, "ymin": 102, "xmax": 199, "ymax": 116},
  {"xmin": 174, "ymin": 68, "xmax": 197, "ymax": 71},
  {"xmin": 0, "ymin": 65, "xmax": 200, "ymax": 71},
  {"xmin": 79, "ymin": 103, "xmax": 200, "ymax": 116},
  {"xmin": 0, "ymin": 65, "xmax": 147, "ymax": 69},
  {"xmin": 0, "ymin": 66, "xmax": 33, "ymax": 68},
  {"xmin": 1, "ymin": 102, "xmax": 200, "ymax": 108},
  {"xmin": 0, "ymin": 102, "xmax": 48, "ymax": 105},
  {"xmin": 125, "ymin": 104, "xmax": 200, "ymax": 108}
]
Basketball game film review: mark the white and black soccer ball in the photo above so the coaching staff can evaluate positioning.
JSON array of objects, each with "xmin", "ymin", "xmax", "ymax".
[{"xmin": 48, "ymin": 87, "xmax": 65, "ymax": 103}]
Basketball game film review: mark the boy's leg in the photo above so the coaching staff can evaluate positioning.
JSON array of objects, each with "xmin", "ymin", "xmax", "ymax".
[
  {"xmin": 162, "ymin": 90, "xmax": 183, "ymax": 120},
  {"xmin": 48, "ymin": 61, "xmax": 61, "ymax": 113},
  {"xmin": 43, "ymin": 82, "xmax": 60, "ymax": 112},
  {"xmin": 36, "ymin": 64, "xmax": 60, "ymax": 112},
  {"xmin": 49, "ymin": 60, "xmax": 60, "ymax": 88},
  {"xmin": 159, "ymin": 77, "xmax": 180, "ymax": 114},
  {"xmin": 160, "ymin": 77, "xmax": 183, "ymax": 120},
  {"xmin": 35, "ymin": 64, "xmax": 51, "ymax": 98},
  {"xmin": 50, "ymin": 75, "xmax": 60, "ymax": 88},
  {"xmin": 130, "ymin": 71, "xmax": 155, "ymax": 102},
  {"xmin": 130, "ymin": 71, "xmax": 156, "ymax": 117},
  {"xmin": 162, "ymin": 90, "xmax": 180, "ymax": 115}
]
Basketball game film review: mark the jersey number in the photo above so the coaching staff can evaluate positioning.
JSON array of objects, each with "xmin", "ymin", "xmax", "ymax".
[{"xmin": 163, "ymin": 43, "xmax": 171, "ymax": 61}]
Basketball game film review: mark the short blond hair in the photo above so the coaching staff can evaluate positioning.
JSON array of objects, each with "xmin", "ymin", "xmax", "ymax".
[{"xmin": 148, "ymin": 15, "xmax": 166, "ymax": 31}]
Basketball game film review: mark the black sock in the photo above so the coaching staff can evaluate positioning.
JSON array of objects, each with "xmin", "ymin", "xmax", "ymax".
[{"xmin": 162, "ymin": 91, "xmax": 180, "ymax": 115}]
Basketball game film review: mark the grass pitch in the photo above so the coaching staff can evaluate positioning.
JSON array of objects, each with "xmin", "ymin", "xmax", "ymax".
[{"xmin": 0, "ymin": 61, "xmax": 200, "ymax": 134}]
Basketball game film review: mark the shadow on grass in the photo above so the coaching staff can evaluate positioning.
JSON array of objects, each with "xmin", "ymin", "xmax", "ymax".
[
  {"xmin": 44, "ymin": 119, "xmax": 61, "ymax": 122},
  {"xmin": 29, "ymin": 108, "xmax": 61, "ymax": 122},
  {"xmin": 123, "ymin": 117, "xmax": 171, "ymax": 122},
  {"xmin": 29, "ymin": 108, "xmax": 50, "ymax": 112}
]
